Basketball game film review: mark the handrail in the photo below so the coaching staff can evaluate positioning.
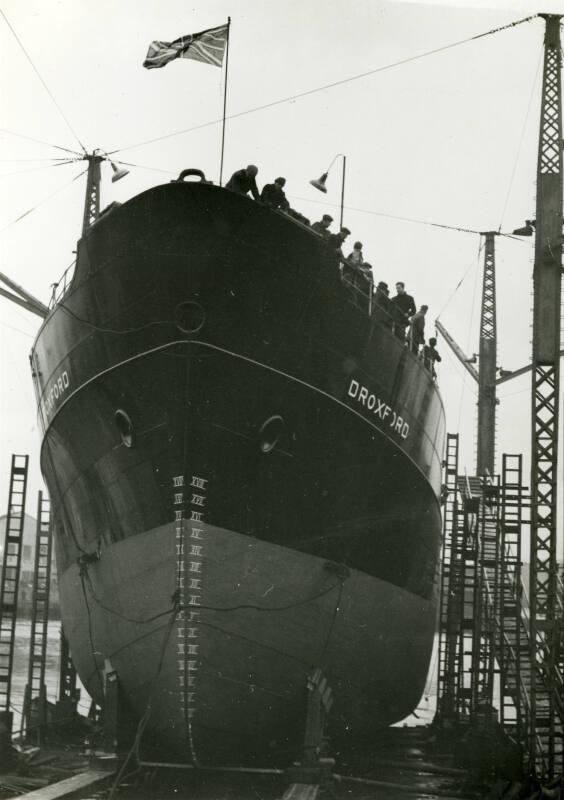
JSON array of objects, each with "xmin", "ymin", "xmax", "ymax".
[
  {"xmin": 464, "ymin": 471, "xmax": 473, "ymax": 499},
  {"xmin": 499, "ymin": 628, "xmax": 532, "ymax": 709},
  {"xmin": 48, "ymin": 261, "xmax": 76, "ymax": 310},
  {"xmin": 349, "ymin": 277, "xmax": 438, "ymax": 376},
  {"xmin": 340, "ymin": 260, "xmax": 373, "ymax": 315}
]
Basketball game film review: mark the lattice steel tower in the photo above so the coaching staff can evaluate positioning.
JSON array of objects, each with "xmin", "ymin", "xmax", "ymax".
[
  {"xmin": 528, "ymin": 13, "xmax": 563, "ymax": 779},
  {"xmin": 81, "ymin": 152, "xmax": 103, "ymax": 234},
  {"xmin": 477, "ymin": 232, "xmax": 497, "ymax": 476}
]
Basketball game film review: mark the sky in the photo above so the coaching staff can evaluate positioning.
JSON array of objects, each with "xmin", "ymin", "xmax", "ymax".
[{"xmin": 0, "ymin": 0, "xmax": 562, "ymax": 556}]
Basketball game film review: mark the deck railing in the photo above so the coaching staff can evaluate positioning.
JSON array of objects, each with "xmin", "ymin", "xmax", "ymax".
[
  {"xmin": 341, "ymin": 262, "xmax": 373, "ymax": 315},
  {"xmin": 48, "ymin": 262, "xmax": 76, "ymax": 310},
  {"xmin": 344, "ymin": 271, "xmax": 438, "ymax": 378}
]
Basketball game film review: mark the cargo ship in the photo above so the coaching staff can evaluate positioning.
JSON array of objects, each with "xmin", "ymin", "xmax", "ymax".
[{"xmin": 30, "ymin": 167, "xmax": 445, "ymax": 763}]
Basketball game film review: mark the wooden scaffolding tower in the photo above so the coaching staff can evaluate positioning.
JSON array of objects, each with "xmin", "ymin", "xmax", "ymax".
[{"xmin": 0, "ymin": 455, "xmax": 30, "ymax": 744}]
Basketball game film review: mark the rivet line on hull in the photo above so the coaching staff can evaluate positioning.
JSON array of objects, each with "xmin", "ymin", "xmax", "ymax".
[
  {"xmin": 173, "ymin": 472, "xmax": 209, "ymax": 764},
  {"xmin": 172, "ymin": 473, "xmax": 187, "ymax": 755}
]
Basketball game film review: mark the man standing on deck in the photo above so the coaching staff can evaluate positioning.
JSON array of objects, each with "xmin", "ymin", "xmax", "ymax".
[
  {"xmin": 329, "ymin": 227, "xmax": 351, "ymax": 262},
  {"xmin": 409, "ymin": 305, "xmax": 428, "ymax": 354},
  {"xmin": 260, "ymin": 177, "xmax": 290, "ymax": 211},
  {"xmin": 226, "ymin": 165, "xmax": 260, "ymax": 200},
  {"xmin": 372, "ymin": 281, "xmax": 392, "ymax": 328},
  {"xmin": 391, "ymin": 281, "xmax": 416, "ymax": 341},
  {"xmin": 347, "ymin": 241, "xmax": 364, "ymax": 266},
  {"xmin": 311, "ymin": 214, "xmax": 333, "ymax": 239},
  {"xmin": 423, "ymin": 337, "xmax": 442, "ymax": 377},
  {"xmin": 346, "ymin": 242, "xmax": 374, "ymax": 294}
]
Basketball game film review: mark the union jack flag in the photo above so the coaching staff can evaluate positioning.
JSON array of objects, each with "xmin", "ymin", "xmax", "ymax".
[{"xmin": 143, "ymin": 24, "xmax": 228, "ymax": 69}]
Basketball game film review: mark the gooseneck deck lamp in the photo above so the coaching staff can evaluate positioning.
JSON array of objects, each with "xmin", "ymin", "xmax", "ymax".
[
  {"xmin": 110, "ymin": 161, "xmax": 130, "ymax": 183},
  {"xmin": 310, "ymin": 153, "xmax": 346, "ymax": 229}
]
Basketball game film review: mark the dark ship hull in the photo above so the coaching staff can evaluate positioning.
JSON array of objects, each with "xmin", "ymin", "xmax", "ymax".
[{"xmin": 31, "ymin": 180, "xmax": 445, "ymax": 763}]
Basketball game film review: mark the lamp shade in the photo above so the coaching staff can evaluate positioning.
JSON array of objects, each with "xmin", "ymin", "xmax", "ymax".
[
  {"xmin": 310, "ymin": 172, "xmax": 328, "ymax": 193},
  {"xmin": 111, "ymin": 161, "xmax": 130, "ymax": 183}
]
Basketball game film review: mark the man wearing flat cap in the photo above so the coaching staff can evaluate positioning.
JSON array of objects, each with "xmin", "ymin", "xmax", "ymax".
[
  {"xmin": 336, "ymin": 226, "xmax": 351, "ymax": 241},
  {"xmin": 260, "ymin": 177, "xmax": 290, "ymax": 211},
  {"xmin": 329, "ymin": 226, "xmax": 351, "ymax": 260},
  {"xmin": 311, "ymin": 213, "xmax": 333, "ymax": 239},
  {"xmin": 226, "ymin": 164, "xmax": 260, "ymax": 200}
]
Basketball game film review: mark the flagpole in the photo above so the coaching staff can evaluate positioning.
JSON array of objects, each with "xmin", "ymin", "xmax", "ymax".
[{"xmin": 219, "ymin": 17, "xmax": 231, "ymax": 186}]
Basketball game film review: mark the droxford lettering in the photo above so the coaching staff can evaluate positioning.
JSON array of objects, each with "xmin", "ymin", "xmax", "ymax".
[
  {"xmin": 347, "ymin": 378, "xmax": 409, "ymax": 439},
  {"xmin": 43, "ymin": 370, "xmax": 70, "ymax": 417}
]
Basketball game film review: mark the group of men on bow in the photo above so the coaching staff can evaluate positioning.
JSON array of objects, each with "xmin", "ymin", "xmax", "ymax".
[{"xmin": 225, "ymin": 165, "xmax": 440, "ymax": 376}]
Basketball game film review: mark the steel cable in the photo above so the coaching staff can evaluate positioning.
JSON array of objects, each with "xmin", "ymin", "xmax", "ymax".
[
  {"xmin": 108, "ymin": 15, "xmax": 539, "ymax": 156},
  {"xmin": 0, "ymin": 10, "xmax": 87, "ymax": 153}
]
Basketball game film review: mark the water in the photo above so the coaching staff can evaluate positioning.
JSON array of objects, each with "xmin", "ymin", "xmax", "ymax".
[{"xmin": 10, "ymin": 619, "xmax": 90, "ymax": 735}]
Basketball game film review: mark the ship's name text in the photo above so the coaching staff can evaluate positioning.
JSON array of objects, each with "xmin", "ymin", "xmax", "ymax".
[
  {"xmin": 348, "ymin": 379, "xmax": 409, "ymax": 439},
  {"xmin": 44, "ymin": 370, "xmax": 70, "ymax": 416}
]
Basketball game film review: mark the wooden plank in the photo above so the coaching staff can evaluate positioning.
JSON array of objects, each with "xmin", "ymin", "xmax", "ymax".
[
  {"xmin": 336, "ymin": 773, "xmax": 479, "ymax": 799},
  {"xmin": 280, "ymin": 784, "xmax": 320, "ymax": 800},
  {"xmin": 5, "ymin": 769, "xmax": 112, "ymax": 800}
]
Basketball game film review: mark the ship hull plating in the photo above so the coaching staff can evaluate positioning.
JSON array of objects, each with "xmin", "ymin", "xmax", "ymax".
[
  {"xmin": 60, "ymin": 522, "xmax": 436, "ymax": 763},
  {"xmin": 31, "ymin": 181, "xmax": 445, "ymax": 761}
]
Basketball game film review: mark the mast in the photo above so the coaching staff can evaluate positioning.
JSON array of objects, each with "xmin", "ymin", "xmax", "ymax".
[
  {"xmin": 82, "ymin": 152, "xmax": 103, "ymax": 235},
  {"xmin": 528, "ymin": 13, "xmax": 563, "ymax": 779}
]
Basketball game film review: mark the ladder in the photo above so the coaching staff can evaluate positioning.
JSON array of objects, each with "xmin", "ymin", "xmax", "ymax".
[
  {"xmin": 435, "ymin": 447, "xmax": 563, "ymax": 775},
  {"xmin": 436, "ymin": 433, "xmax": 464, "ymax": 723},
  {"xmin": 494, "ymin": 455, "xmax": 563, "ymax": 776},
  {"xmin": 451, "ymin": 474, "xmax": 500, "ymax": 720},
  {"xmin": 455, "ymin": 479, "xmax": 481, "ymax": 718},
  {"xmin": 471, "ymin": 479, "xmax": 500, "ymax": 715},
  {"xmin": 23, "ymin": 491, "xmax": 53, "ymax": 739},
  {"xmin": 497, "ymin": 455, "xmax": 527, "ymax": 744},
  {"xmin": 0, "ymin": 455, "xmax": 30, "ymax": 717}
]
